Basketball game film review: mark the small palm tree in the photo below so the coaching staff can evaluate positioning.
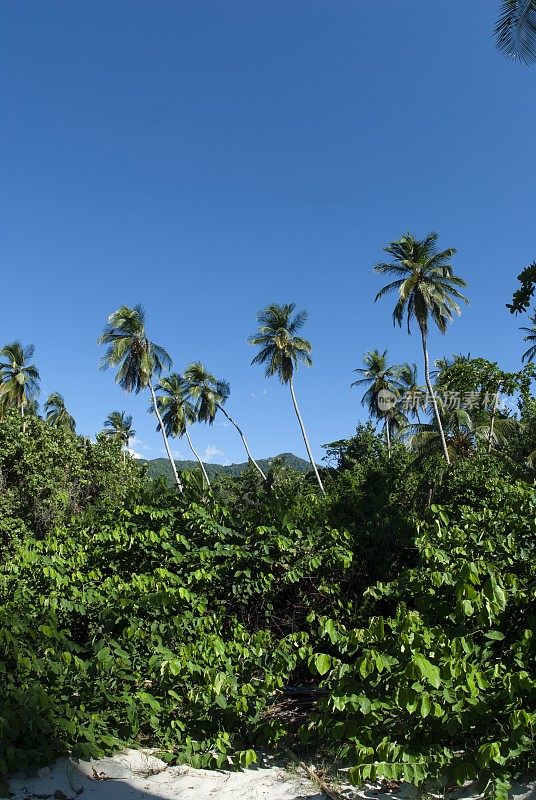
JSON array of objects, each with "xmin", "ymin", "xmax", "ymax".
[
  {"xmin": 397, "ymin": 362, "xmax": 425, "ymax": 423},
  {"xmin": 153, "ymin": 373, "xmax": 211, "ymax": 488},
  {"xmin": 103, "ymin": 411, "xmax": 135, "ymax": 462},
  {"xmin": 249, "ymin": 303, "xmax": 325, "ymax": 493},
  {"xmin": 44, "ymin": 392, "xmax": 76, "ymax": 432},
  {"xmin": 184, "ymin": 362, "xmax": 267, "ymax": 481},
  {"xmin": 521, "ymin": 312, "xmax": 536, "ymax": 362},
  {"xmin": 495, "ymin": 1, "xmax": 536, "ymax": 64},
  {"xmin": 0, "ymin": 342, "xmax": 40, "ymax": 428},
  {"xmin": 351, "ymin": 349, "xmax": 404, "ymax": 457},
  {"xmin": 98, "ymin": 305, "xmax": 183, "ymax": 491},
  {"xmin": 374, "ymin": 232, "xmax": 469, "ymax": 465}
]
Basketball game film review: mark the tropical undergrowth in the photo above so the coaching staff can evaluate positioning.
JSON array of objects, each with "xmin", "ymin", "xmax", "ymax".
[{"xmin": 1, "ymin": 417, "xmax": 536, "ymax": 799}]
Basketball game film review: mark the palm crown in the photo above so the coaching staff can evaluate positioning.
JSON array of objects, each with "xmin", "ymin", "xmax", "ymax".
[
  {"xmin": 103, "ymin": 411, "xmax": 135, "ymax": 446},
  {"xmin": 98, "ymin": 305, "xmax": 172, "ymax": 393},
  {"xmin": 521, "ymin": 312, "xmax": 536, "ymax": 362},
  {"xmin": 44, "ymin": 392, "xmax": 76, "ymax": 432},
  {"xmin": 0, "ymin": 341, "xmax": 40, "ymax": 414},
  {"xmin": 374, "ymin": 233, "xmax": 468, "ymax": 335},
  {"xmin": 184, "ymin": 362, "xmax": 230, "ymax": 424},
  {"xmin": 248, "ymin": 303, "xmax": 312, "ymax": 383},
  {"xmin": 351, "ymin": 350, "xmax": 403, "ymax": 418},
  {"xmin": 153, "ymin": 374, "xmax": 196, "ymax": 438}
]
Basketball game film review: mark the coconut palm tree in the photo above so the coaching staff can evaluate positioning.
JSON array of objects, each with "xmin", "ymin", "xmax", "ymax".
[
  {"xmin": 351, "ymin": 349, "xmax": 405, "ymax": 457},
  {"xmin": 374, "ymin": 232, "xmax": 469, "ymax": 465},
  {"xmin": 184, "ymin": 362, "xmax": 267, "ymax": 481},
  {"xmin": 98, "ymin": 305, "xmax": 183, "ymax": 491},
  {"xmin": 103, "ymin": 411, "xmax": 135, "ymax": 462},
  {"xmin": 153, "ymin": 373, "xmax": 211, "ymax": 488},
  {"xmin": 495, "ymin": 1, "xmax": 536, "ymax": 64},
  {"xmin": 0, "ymin": 342, "xmax": 40, "ymax": 429},
  {"xmin": 520, "ymin": 312, "xmax": 536, "ymax": 362},
  {"xmin": 44, "ymin": 392, "xmax": 76, "ymax": 432},
  {"xmin": 248, "ymin": 303, "xmax": 325, "ymax": 494},
  {"xmin": 397, "ymin": 362, "xmax": 425, "ymax": 423}
]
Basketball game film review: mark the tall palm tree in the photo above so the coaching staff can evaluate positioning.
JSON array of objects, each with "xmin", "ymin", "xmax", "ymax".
[
  {"xmin": 495, "ymin": 1, "xmax": 536, "ymax": 64},
  {"xmin": 521, "ymin": 312, "xmax": 536, "ymax": 362},
  {"xmin": 153, "ymin": 373, "xmax": 211, "ymax": 488},
  {"xmin": 248, "ymin": 303, "xmax": 325, "ymax": 494},
  {"xmin": 0, "ymin": 342, "xmax": 40, "ymax": 429},
  {"xmin": 103, "ymin": 410, "xmax": 135, "ymax": 462},
  {"xmin": 44, "ymin": 392, "xmax": 76, "ymax": 432},
  {"xmin": 351, "ymin": 349, "xmax": 404, "ymax": 457},
  {"xmin": 184, "ymin": 362, "xmax": 267, "ymax": 481},
  {"xmin": 374, "ymin": 232, "xmax": 469, "ymax": 465},
  {"xmin": 98, "ymin": 305, "xmax": 183, "ymax": 491}
]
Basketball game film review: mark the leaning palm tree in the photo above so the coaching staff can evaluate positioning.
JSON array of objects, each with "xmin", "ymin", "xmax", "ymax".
[
  {"xmin": 153, "ymin": 373, "xmax": 211, "ymax": 488},
  {"xmin": 98, "ymin": 305, "xmax": 183, "ymax": 491},
  {"xmin": 44, "ymin": 392, "xmax": 76, "ymax": 432},
  {"xmin": 184, "ymin": 362, "xmax": 267, "ymax": 481},
  {"xmin": 351, "ymin": 349, "xmax": 404, "ymax": 457},
  {"xmin": 0, "ymin": 342, "xmax": 40, "ymax": 428},
  {"xmin": 248, "ymin": 303, "xmax": 325, "ymax": 494},
  {"xmin": 103, "ymin": 410, "xmax": 135, "ymax": 462},
  {"xmin": 495, "ymin": 1, "xmax": 536, "ymax": 64},
  {"xmin": 520, "ymin": 312, "xmax": 536, "ymax": 362},
  {"xmin": 374, "ymin": 232, "xmax": 469, "ymax": 465}
]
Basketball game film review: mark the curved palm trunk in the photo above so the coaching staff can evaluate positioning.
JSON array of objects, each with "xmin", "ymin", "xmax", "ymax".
[
  {"xmin": 289, "ymin": 377, "xmax": 326, "ymax": 495},
  {"xmin": 420, "ymin": 328, "xmax": 450, "ymax": 465},
  {"xmin": 488, "ymin": 383, "xmax": 501, "ymax": 454},
  {"xmin": 184, "ymin": 428, "xmax": 211, "ymax": 488},
  {"xmin": 148, "ymin": 382, "xmax": 184, "ymax": 492},
  {"xmin": 217, "ymin": 404, "xmax": 267, "ymax": 481},
  {"xmin": 384, "ymin": 416, "xmax": 391, "ymax": 459}
]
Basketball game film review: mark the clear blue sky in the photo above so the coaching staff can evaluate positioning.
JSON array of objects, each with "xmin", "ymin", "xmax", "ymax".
[{"xmin": 2, "ymin": 1, "xmax": 534, "ymax": 464}]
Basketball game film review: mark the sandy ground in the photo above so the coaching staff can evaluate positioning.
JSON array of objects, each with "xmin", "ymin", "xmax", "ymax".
[
  {"xmin": 7, "ymin": 749, "xmax": 324, "ymax": 800},
  {"xmin": 6, "ymin": 750, "xmax": 536, "ymax": 800}
]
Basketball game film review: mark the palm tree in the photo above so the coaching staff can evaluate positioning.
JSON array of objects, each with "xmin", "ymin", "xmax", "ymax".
[
  {"xmin": 351, "ymin": 349, "xmax": 404, "ymax": 457},
  {"xmin": 495, "ymin": 1, "xmax": 536, "ymax": 64},
  {"xmin": 374, "ymin": 232, "xmax": 469, "ymax": 465},
  {"xmin": 98, "ymin": 305, "xmax": 183, "ymax": 491},
  {"xmin": 153, "ymin": 373, "xmax": 211, "ymax": 488},
  {"xmin": 0, "ymin": 342, "xmax": 40, "ymax": 428},
  {"xmin": 248, "ymin": 303, "xmax": 325, "ymax": 494},
  {"xmin": 410, "ymin": 404, "xmax": 517, "ymax": 462},
  {"xmin": 398, "ymin": 362, "xmax": 425, "ymax": 423},
  {"xmin": 184, "ymin": 362, "xmax": 267, "ymax": 481},
  {"xmin": 103, "ymin": 410, "xmax": 135, "ymax": 462},
  {"xmin": 521, "ymin": 312, "xmax": 536, "ymax": 362},
  {"xmin": 44, "ymin": 392, "xmax": 76, "ymax": 432}
]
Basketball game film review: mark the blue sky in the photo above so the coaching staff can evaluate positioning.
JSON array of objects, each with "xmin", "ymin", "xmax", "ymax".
[{"xmin": 2, "ymin": 1, "xmax": 535, "ymax": 464}]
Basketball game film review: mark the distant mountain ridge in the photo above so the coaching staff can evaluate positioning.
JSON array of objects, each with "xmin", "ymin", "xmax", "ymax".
[{"xmin": 141, "ymin": 452, "xmax": 313, "ymax": 482}]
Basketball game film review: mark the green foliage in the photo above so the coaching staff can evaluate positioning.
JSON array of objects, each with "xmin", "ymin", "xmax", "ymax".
[
  {"xmin": 0, "ymin": 481, "xmax": 351, "ymax": 779},
  {"xmin": 306, "ymin": 477, "xmax": 536, "ymax": 795},
  {"xmin": 0, "ymin": 412, "xmax": 143, "ymax": 543}
]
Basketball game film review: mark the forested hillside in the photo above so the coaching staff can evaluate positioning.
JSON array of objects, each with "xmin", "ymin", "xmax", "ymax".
[{"xmin": 142, "ymin": 452, "xmax": 314, "ymax": 482}]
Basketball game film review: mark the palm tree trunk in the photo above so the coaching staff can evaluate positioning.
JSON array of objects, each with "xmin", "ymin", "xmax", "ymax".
[
  {"xmin": 384, "ymin": 416, "xmax": 391, "ymax": 458},
  {"xmin": 488, "ymin": 383, "xmax": 501, "ymax": 453},
  {"xmin": 420, "ymin": 327, "xmax": 451, "ymax": 465},
  {"xmin": 148, "ymin": 382, "xmax": 184, "ymax": 492},
  {"xmin": 184, "ymin": 429, "xmax": 211, "ymax": 488},
  {"xmin": 217, "ymin": 404, "xmax": 267, "ymax": 481},
  {"xmin": 289, "ymin": 377, "xmax": 326, "ymax": 495}
]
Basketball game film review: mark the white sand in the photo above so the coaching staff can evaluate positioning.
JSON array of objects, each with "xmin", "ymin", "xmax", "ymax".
[
  {"xmin": 7, "ymin": 749, "xmax": 536, "ymax": 800},
  {"xmin": 7, "ymin": 749, "xmax": 324, "ymax": 800}
]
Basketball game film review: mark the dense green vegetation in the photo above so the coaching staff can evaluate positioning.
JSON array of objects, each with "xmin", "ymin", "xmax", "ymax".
[{"xmin": 2, "ymin": 233, "xmax": 536, "ymax": 798}]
